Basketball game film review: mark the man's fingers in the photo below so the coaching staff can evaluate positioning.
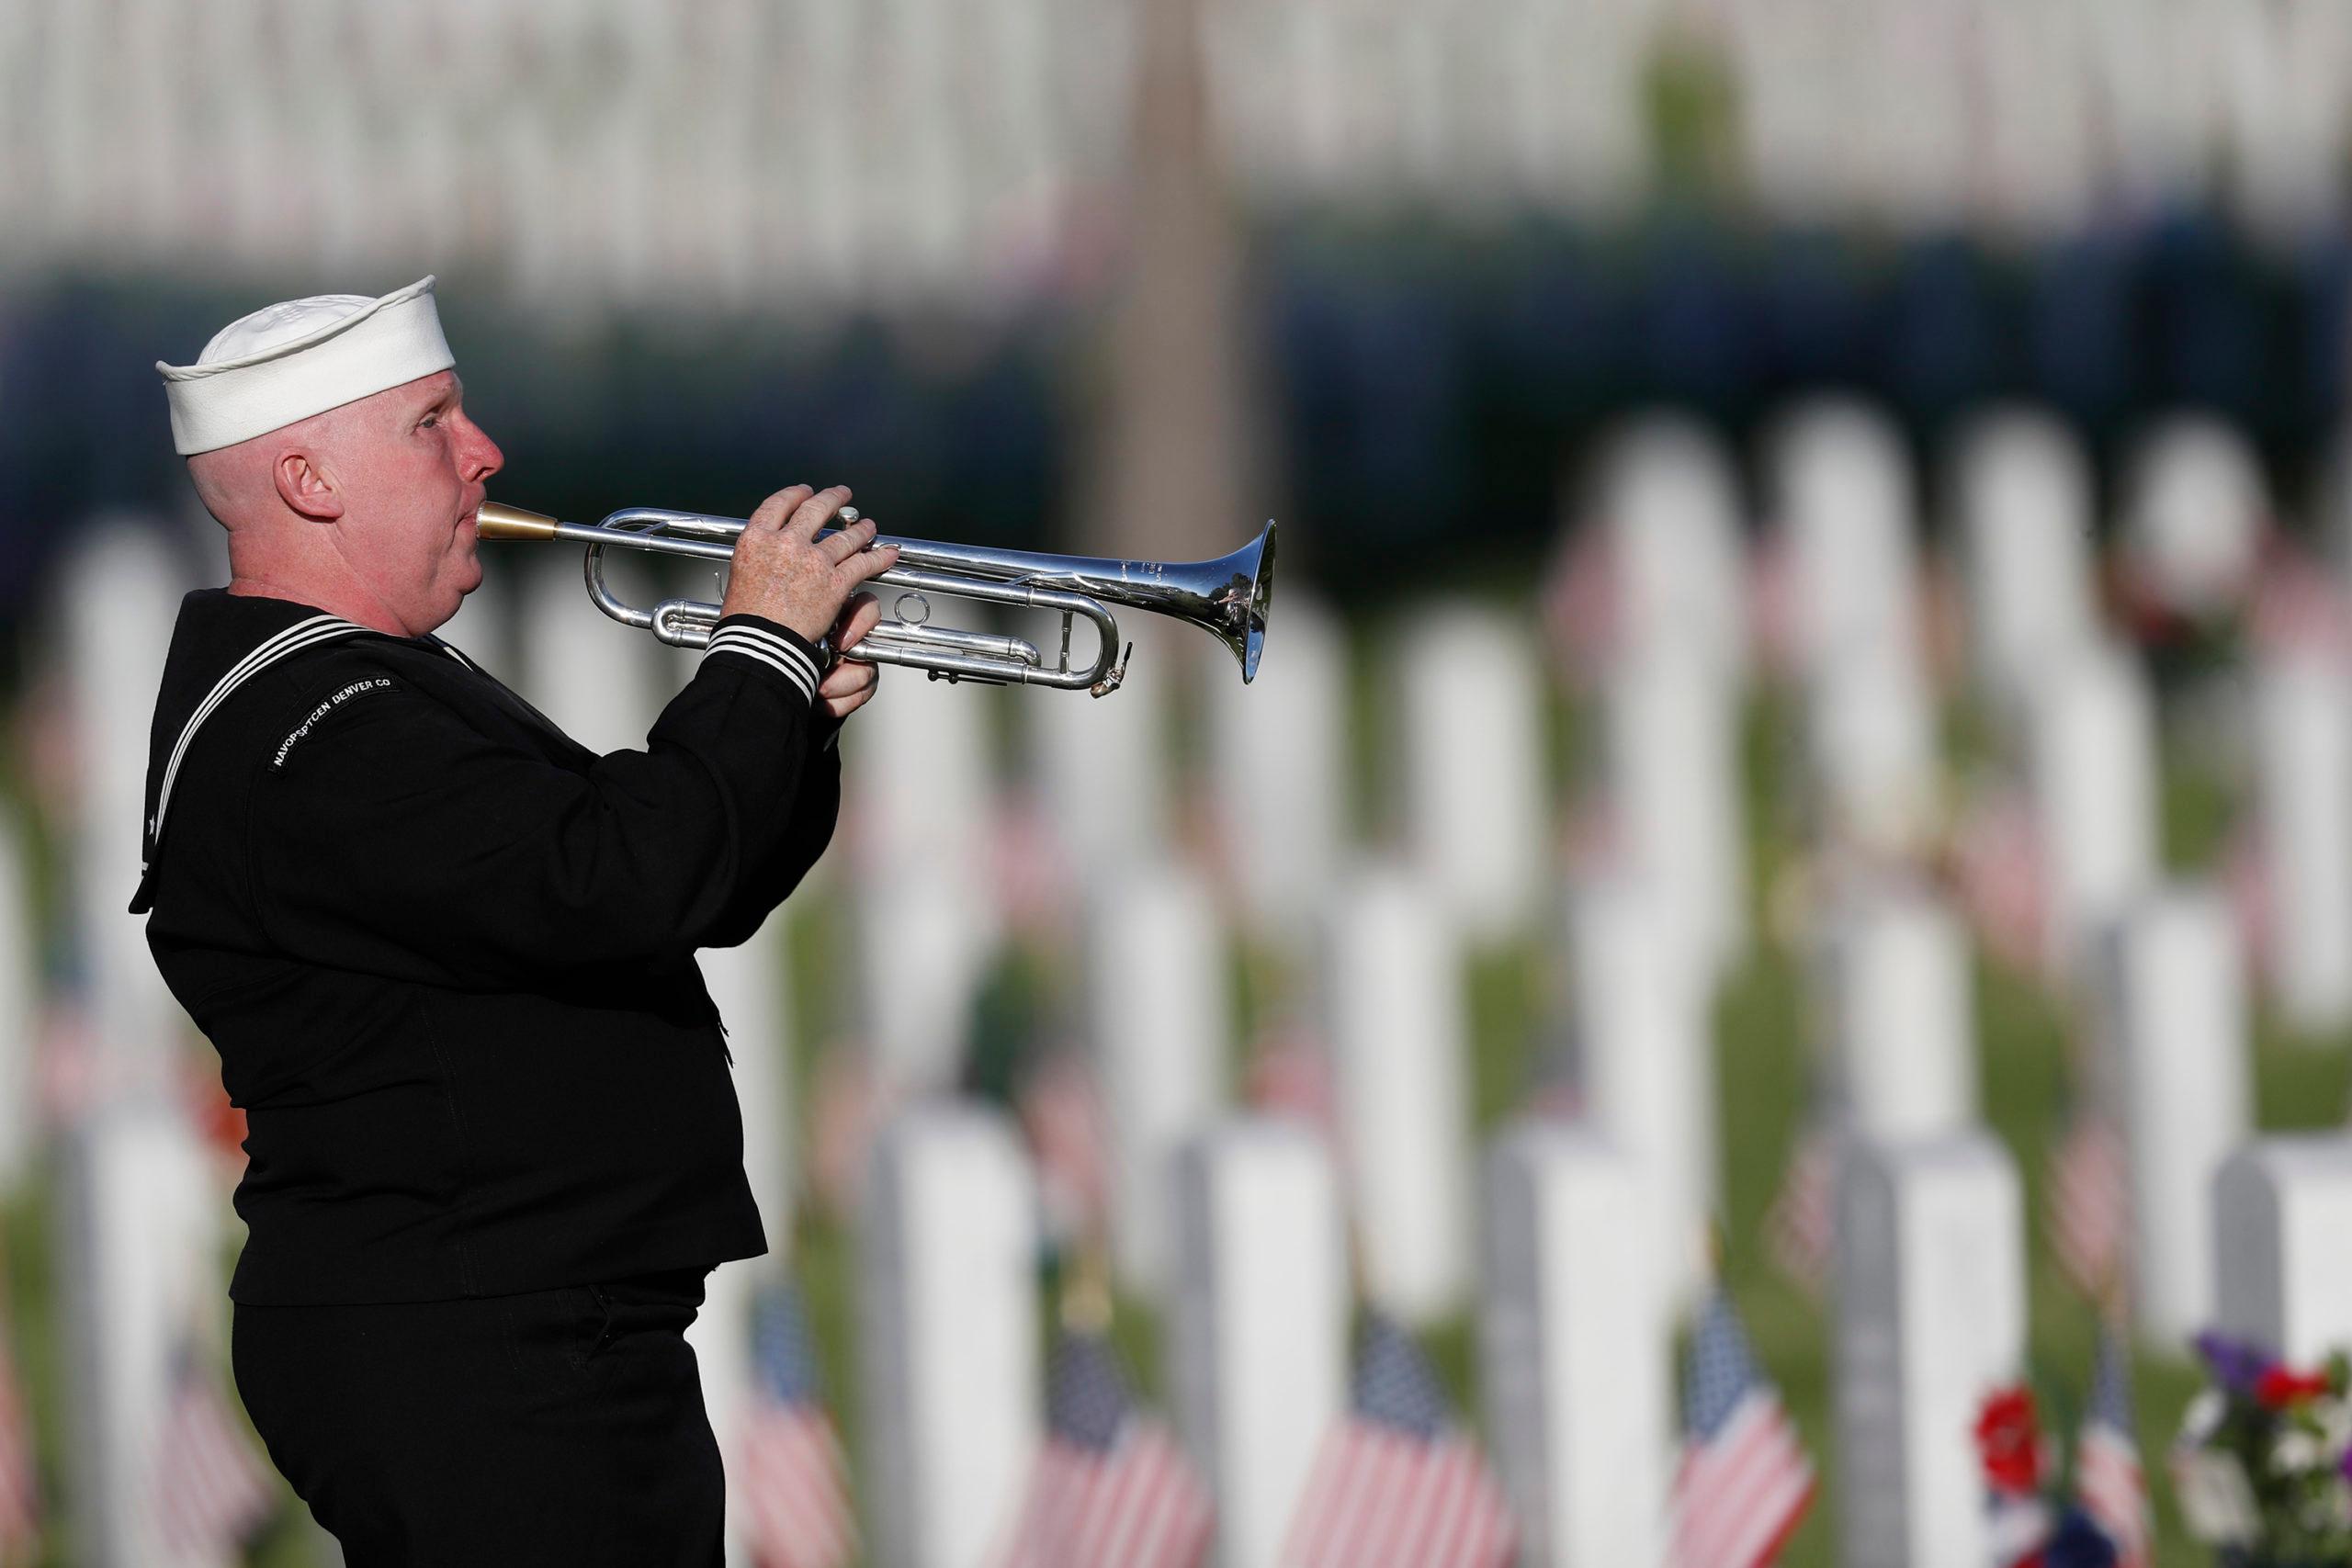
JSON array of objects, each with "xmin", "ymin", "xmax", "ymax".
[
  {"xmin": 748, "ymin": 485, "xmax": 812, "ymax": 534},
  {"xmin": 841, "ymin": 543, "xmax": 900, "ymax": 585},
  {"xmin": 785, "ymin": 484, "xmax": 854, "ymax": 541},
  {"xmin": 831, "ymin": 592, "xmax": 884, "ymax": 651},
  {"xmin": 818, "ymin": 658, "xmax": 878, "ymax": 703},
  {"xmin": 820, "ymin": 515, "xmax": 877, "ymax": 566}
]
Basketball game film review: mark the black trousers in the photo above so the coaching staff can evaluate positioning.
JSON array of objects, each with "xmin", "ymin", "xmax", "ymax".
[{"xmin": 231, "ymin": 1268, "xmax": 724, "ymax": 1567}]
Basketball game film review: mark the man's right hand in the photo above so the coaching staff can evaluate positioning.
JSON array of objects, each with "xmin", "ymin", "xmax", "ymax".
[{"xmin": 718, "ymin": 484, "xmax": 900, "ymax": 645}]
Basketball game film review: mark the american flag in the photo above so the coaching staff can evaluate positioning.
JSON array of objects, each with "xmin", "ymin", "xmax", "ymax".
[
  {"xmin": 0, "ymin": 1311, "xmax": 35, "ymax": 1562},
  {"xmin": 1281, "ymin": 1314, "xmax": 1517, "ymax": 1568},
  {"xmin": 1764, "ymin": 1126, "xmax": 1835, "ymax": 1294},
  {"xmin": 2046, "ymin": 1112, "xmax": 2130, "ymax": 1306},
  {"xmin": 737, "ymin": 1280, "xmax": 857, "ymax": 1568},
  {"xmin": 992, "ymin": 1325, "xmax": 1214, "ymax": 1568},
  {"xmin": 1985, "ymin": 1485, "xmax": 2053, "ymax": 1568},
  {"xmin": 2074, "ymin": 1329, "xmax": 2152, "ymax": 1568},
  {"xmin": 1668, "ymin": 1288, "xmax": 1815, "ymax": 1568},
  {"xmin": 149, "ymin": 1345, "xmax": 274, "ymax": 1559}
]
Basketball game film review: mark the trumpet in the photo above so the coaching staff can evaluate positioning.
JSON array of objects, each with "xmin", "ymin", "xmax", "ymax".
[{"xmin": 473, "ymin": 502, "xmax": 1276, "ymax": 696}]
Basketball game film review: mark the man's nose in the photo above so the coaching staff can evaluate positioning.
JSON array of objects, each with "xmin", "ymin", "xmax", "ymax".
[{"xmin": 458, "ymin": 415, "xmax": 503, "ymax": 480}]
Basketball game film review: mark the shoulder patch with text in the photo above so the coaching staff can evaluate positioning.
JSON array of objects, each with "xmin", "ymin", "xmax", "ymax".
[{"xmin": 271, "ymin": 677, "xmax": 401, "ymax": 771}]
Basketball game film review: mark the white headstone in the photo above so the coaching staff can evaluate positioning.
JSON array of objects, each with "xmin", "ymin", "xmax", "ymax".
[
  {"xmin": 860, "ymin": 1103, "xmax": 1040, "ymax": 1568},
  {"xmin": 1480, "ymin": 1122, "xmax": 1671, "ymax": 1568},
  {"xmin": 1770, "ymin": 400, "xmax": 1922, "ymax": 681},
  {"xmin": 1807, "ymin": 650, "xmax": 1940, "ymax": 856},
  {"xmin": 1205, "ymin": 593, "xmax": 1348, "ymax": 932},
  {"xmin": 693, "ymin": 1259, "xmax": 770, "ymax": 1568},
  {"xmin": 1591, "ymin": 414, "xmax": 1748, "ymax": 686},
  {"xmin": 1600, "ymin": 645, "xmax": 1747, "ymax": 978},
  {"xmin": 1323, "ymin": 863, "xmax": 1474, "ymax": 1324},
  {"xmin": 2253, "ymin": 651, "xmax": 2352, "ymax": 1032},
  {"xmin": 1393, "ymin": 603, "xmax": 1551, "ymax": 944},
  {"xmin": 57, "ymin": 1102, "xmax": 226, "ymax": 1568},
  {"xmin": 842, "ymin": 642, "xmax": 1003, "ymax": 1093},
  {"xmin": 1564, "ymin": 878, "xmax": 1715, "ymax": 1308},
  {"xmin": 2121, "ymin": 416, "xmax": 2266, "ymax": 617},
  {"xmin": 60, "ymin": 519, "xmax": 191, "ymax": 1083},
  {"xmin": 701, "ymin": 915, "xmax": 797, "ymax": 1230},
  {"xmin": 843, "ymin": 641, "xmax": 1001, "ymax": 900},
  {"xmin": 1170, "ymin": 1120, "xmax": 1348, "ymax": 1568},
  {"xmin": 1026, "ymin": 619, "xmax": 1172, "ymax": 886},
  {"xmin": 2212, "ymin": 1137, "xmax": 2352, "ymax": 1366},
  {"xmin": 691, "ymin": 907, "xmax": 802, "ymax": 1568},
  {"xmin": 0, "ymin": 818, "xmax": 40, "ymax": 1191},
  {"xmin": 1087, "ymin": 861, "xmax": 1227, "ymax": 1295},
  {"xmin": 1818, "ymin": 884, "xmax": 1978, "ymax": 1140},
  {"xmin": 2098, "ymin": 887, "xmax": 2252, "ymax": 1348},
  {"xmin": 854, "ymin": 874, "xmax": 994, "ymax": 1096},
  {"xmin": 515, "ymin": 554, "xmax": 663, "ymax": 755},
  {"xmin": 1836, "ymin": 1134, "xmax": 2028, "ymax": 1568},
  {"xmin": 1952, "ymin": 410, "xmax": 2099, "ymax": 710},
  {"xmin": 2030, "ymin": 644, "xmax": 2160, "ymax": 976}
]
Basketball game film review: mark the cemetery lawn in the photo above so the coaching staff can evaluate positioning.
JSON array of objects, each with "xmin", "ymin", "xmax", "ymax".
[{"xmin": 11, "ymin": 684, "xmax": 2345, "ymax": 1568}]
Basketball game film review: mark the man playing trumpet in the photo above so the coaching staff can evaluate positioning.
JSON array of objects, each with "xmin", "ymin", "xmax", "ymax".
[{"xmin": 136, "ymin": 276, "xmax": 892, "ymax": 1564}]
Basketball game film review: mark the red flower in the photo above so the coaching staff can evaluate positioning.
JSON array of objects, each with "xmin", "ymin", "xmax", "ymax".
[
  {"xmin": 1975, "ymin": 1386, "xmax": 2045, "ymax": 1492},
  {"xmin": 2256, "ymin": 1366, "xmax": 2332, "ymax": 1408}
]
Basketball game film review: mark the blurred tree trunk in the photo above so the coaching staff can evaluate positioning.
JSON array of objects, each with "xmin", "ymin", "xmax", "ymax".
[{"xmin": 1080, "ymin": 0, "xmax": 1263, "ymax": 565}]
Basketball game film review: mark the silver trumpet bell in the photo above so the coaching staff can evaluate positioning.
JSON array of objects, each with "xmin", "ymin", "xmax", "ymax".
[{"xmin": 474, "ymin": 501, "xmax": 1275, "ymax": 696}]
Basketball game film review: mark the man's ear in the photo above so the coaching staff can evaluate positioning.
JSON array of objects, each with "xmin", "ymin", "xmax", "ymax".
[{"xmin": 273, "ymin": 450, "xmax": 345, "ymax": 522}]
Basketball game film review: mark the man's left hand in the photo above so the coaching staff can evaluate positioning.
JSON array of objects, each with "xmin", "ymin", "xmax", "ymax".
[{"xmin": 819, "ymin": 592, "xmax": 884, "ymax": 720}]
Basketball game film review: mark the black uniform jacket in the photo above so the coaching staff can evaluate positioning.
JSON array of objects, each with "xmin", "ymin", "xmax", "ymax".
[{"xmin": 132, "ymin": 589, "xmax": 840, "ymax": 1305}]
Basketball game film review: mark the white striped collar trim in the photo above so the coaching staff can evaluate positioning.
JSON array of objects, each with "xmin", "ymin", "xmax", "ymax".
[
  {"xmin": 147, "ymin": 613, "xmax": 374, "ymax": 858},
  {"xmin": 431, "ymin": 637, "xmax": 481, "ymax": 673},
  {"xmin": 704, "ymin": 624, "xmax": 820, "ymax": 701}
]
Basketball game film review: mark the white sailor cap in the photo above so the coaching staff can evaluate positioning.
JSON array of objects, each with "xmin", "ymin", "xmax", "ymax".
[{"xmin": 156, "ymin": 276, "xmax": 455, "ymax": 456}]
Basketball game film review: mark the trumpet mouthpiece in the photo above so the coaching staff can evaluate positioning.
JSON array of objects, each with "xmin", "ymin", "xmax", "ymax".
[{"xmin": 474, "ymin": 502, "xmax": 560, "ymax": 540}]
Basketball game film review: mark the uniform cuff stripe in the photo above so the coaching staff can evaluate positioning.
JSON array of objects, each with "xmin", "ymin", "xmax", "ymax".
[
  {"xmin": 705, "ymin": 627, "xmax": 819, "ymax": 700},
  {"xmin": 707, "ymin": 625, "xmax": 819, "ymax": 687}
]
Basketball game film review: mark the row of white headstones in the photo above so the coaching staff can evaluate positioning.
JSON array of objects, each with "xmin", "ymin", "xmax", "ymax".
[
  {"xmin": 846, "ymin": 1100, "xmax": 2352, "ymax": 1568},
  {"xmin": 17, "ymin": 392, "xmax": 2352, "ymax": 1566}
]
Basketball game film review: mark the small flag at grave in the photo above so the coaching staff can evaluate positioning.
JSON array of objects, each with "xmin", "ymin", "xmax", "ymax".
[
  {"xmin": 1281, "ymin": 1313, "xmax": 1517, "ymax": 1568},
  {"xmin": 992, "ymin": 1280, "xmax": 1212, "ymax": 1568},
  {"xmin": 2074, "ymin": 1329, "xmax": 2152, "ymax": 1568},
  {"xmin": 2047, "ymin": 1111, "xmax": 2129, "ymax": 1306},
  {"xmin": 1667, "ymin": 1286, "xmax": 1814, "ymax": 1568},
  {"xmin": 1764, "ymin": 1126, "xmax": 1834, "ymax": 1293},
  {"xmin": 148, "ymin": 1341, "xmax": 274, "ymax": 1559},
  {"xmin": 738, "ymin": 1280, "xmax": 857, "ymax": 1568},
  {"xmin": 0, "ymin": 1304, "xmax": 35, "ymax": 1559}
]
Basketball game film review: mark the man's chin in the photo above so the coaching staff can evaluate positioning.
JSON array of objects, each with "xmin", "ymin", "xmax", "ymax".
[{"xmin": 432, "ymin": 561, "xmax": 484, "ymax": 629}]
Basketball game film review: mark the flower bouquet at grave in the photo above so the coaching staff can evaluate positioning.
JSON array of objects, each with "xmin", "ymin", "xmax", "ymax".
[
  {"xmin": 2170, "ymin": 1332, "xmax": 2352, "ymax": 1566},
  {"xmin": 1973, "ymin": 1384, "xmax": 2130, "ymax": 1568}
]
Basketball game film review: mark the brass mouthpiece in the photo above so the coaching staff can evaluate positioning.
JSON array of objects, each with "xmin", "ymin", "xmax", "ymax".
[{"xmin": 474, "ymin": 502, "xmax": 560, "ymax": 540}]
